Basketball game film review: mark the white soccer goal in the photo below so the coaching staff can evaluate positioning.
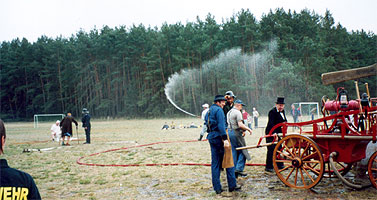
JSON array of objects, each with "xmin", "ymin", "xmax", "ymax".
[
  {"xmin": 292, "ymin": 102, "xmax": 320, "ymax": 122},
  {"xmin": 34, "ymin": 114, "xmax": 65, "ymax": 128}
]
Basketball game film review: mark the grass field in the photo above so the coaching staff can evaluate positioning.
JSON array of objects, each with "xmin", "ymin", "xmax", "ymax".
[{"xmin": 2, "ymin": 117, "xmax": 377, "ymax": 199}]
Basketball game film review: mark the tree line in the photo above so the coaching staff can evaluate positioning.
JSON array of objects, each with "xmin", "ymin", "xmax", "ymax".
[{"xmin": 0, "ymin": 8, "xmax": 376, "ymax": 121}]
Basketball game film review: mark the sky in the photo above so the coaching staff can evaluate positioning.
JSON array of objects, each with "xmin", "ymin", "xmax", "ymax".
[{"xmin": 1, "ymin": 0, "xmax": 376, "ymax": 43}]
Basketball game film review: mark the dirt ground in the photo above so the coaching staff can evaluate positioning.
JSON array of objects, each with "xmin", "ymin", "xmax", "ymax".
[{"xmin": 2, "ymin": 117, "xmax": 377, "ymax": 199}]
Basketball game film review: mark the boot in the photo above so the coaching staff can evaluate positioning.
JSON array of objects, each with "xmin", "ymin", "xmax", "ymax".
[{"xmin": 198, "ymin": 135, "xmax": 203, "ymax": 141}]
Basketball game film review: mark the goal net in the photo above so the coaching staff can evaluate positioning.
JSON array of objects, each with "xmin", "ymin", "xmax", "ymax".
[
  {"xmin": 291, "ymin": 102, "xmax": 320, "ymax": 122},
  {"xmin": 34, "ymin": 114, "xmax": 65, "ymax": 128}
]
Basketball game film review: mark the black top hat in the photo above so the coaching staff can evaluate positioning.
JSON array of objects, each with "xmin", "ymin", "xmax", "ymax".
[
  {"xmin": 276, "ymin": 97, "xmax": 285, "ymax": 104},
  {"xmin": 214, "ymin": 95, "xmax": 227, "ymax": 102}
]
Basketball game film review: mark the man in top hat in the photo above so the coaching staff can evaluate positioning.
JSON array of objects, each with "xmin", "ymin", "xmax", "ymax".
[
  {"xmin": 198, "ymin": 103, "xmax": 209, "ymax": 141},
  {"xmin": 226, "ymin": 99, "xmax": 252, "ymax": 178},
  {"xmin": 265, "ymin": 97, "xmax": 287, "ymax": 172},
  {"xmin": 205, "ymin": 95, "xmax": 240, "ymax": 194}
]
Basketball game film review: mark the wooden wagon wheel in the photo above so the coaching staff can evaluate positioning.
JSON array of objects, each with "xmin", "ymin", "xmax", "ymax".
[
  {"xmin": 367, "ymin": 151, "xmax": 377, "ymax": 189},
  {"xmin": 273, "ymin": 134, "xmax": 324, "ymax": 189},
  {"xmin": 323, "ymin": 161, "xmax": 353, "ymax": 178}
]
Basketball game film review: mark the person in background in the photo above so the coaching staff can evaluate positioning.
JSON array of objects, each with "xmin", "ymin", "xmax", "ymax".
[
  {"xmin": 247, "ymin": 114, "xmax": 253, "ymax": 130},
  {"xmin": 310, "ymin": 107, "xmax": 317, "ymax": 121},
  {"xmin": 227, "ymin": 100, "xmax": 253, "ymax": 178},
  {"xmin": 162, "ymin": 122, "xmax": 169, "ymax": 130},
  {"xmin": 297, "ymin": 107, "xmax": 302, "ymax": 122},
  {"xmin": 60, "ymin": 113, "xmax": 78, "ymax": 146},
  {"xmin": 265, "ymin": 97, "xmax": 287, "ymax": 172},
  {"xmin": 252, "ymin": 107, "xmax": 259, "ymax": 129},
  {"xmin": 170, "ymin": 121, "xmax": 176, "ymax": 129},
  {"xmin": 242, "ymin": 109, "xmax": 252, "ymax": 129},
  {"xmin": 189, "ymin": 122, "xmax": 198, "ymax": 128},
  {"xmin": 223, "ymin": 91, "xmax": 236, "ymax": 117},
  {"xmin": 291, "ymin": 104, "xmax": 299, "ymax": 123},
  {"xmin": 198, "ymin": 103, "xmax": 209, "ymax": 141},
  {"xmin": 51, "ymin": 120, "xmax": 62, "ymax": 142},
  {"xmin": 81, "ymin": 108, "xmax": 91, "ymax": 144},
  {"xmin": 0, "ymin": 119, "xmax": 42, "ymax": 200},
  {"xmin": 205, "ymin": 95, "xmax": 241, "ymax": 194}
]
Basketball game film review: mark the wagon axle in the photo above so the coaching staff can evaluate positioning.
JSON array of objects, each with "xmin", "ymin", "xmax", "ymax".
[{"xmin": 291, "ymin": 158, "xmax": 302, "ymax": 168}]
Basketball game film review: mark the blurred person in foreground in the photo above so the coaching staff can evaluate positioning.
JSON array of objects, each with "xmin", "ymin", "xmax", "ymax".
[
  {"xmin": 205, "ymin": 95, "xmax": 241, "ymax": 194},
  {"xmin": 227, "ymin": 100, "xmax": 253, "ymax": 178},
  {"xmin": 265, "ymin": 97, "xmax": 287, "ymax": 172},
  {"xmin": 60, "ymin": 113, "xmax": 78, "ymax": 146},
  {"xmin": 81, "ymin": 108, "xmax": 91, "ymax": 144},
  {"xmin": 50, "ymin": 120, "xmax": 61, "ymax": 142},
  {"xmin": 0, "ymin": 119, "xmax": 41, "ymax": 200},
  {"xmin": 198, "ymin": 103, "xmax": 209, "ymax": 141}
]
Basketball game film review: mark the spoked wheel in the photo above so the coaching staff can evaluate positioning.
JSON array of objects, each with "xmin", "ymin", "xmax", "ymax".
[
  {"xmin": 323, "ymin": 162, "xmax": 353, "ymax": 178},
  {"xmin": 273, "ymin": 134, "xmax": 324, "ymax": 189},
  {"xmin": 368, "ymin": 151, "xmax": 377, "ymax": 189}
]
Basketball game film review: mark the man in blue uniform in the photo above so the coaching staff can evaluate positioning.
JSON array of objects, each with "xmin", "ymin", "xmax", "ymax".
[
  {"xmin": 205, "ymin": 95, "xmax": 241, "ymax": 194},
  {"xmin": 0, "ymin": 119, "xmax": 41, "ymax": 200},
  {"xmin": 81, "ymin": 108, "xmax": 91, "ymax": 144}
]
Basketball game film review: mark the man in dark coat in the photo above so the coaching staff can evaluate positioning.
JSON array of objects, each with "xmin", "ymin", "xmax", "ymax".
[
  {"xmin": 265, "ymin": 97, "xmax": 287, "ymax": 172},
  {"xmin": 81, "ymin": 108, "xmax": 91, "ymax": 144},
  {"xmin": 60, "ymin": 113, "xmax": 78, "ymax": 146}
]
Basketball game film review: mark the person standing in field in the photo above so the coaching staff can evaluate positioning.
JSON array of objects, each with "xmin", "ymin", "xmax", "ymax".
[
  {"xmin": 242, "ymin": 109, "xmax": 252, "ymax": 129},
  {"xmin": 0, "ymin": 119, "xmax": 42, "ymax": 200},
  {"xmin": 60, "ymin": 113, "xmax": 78, "ymax": 146},
  {"xmin": 223, "ymin": 91, "xmax": 236, "ymax": 118},
  {"xmin": 81, "ymin": 108, "xmax": 91, "ymax": 144},
  {"xmin": 198, "ymin": 103, "xmax": 209, "ymax": 141},
  {"xmin": 291, "ymin": 104, "xmax": 299, "ymax": 123},
  {"xmin": 51, "ymin": 120, "xmax": 62, "ymax": 142},
  {"xmin": 265, "ymin": 97, "xmax": 287, "ymax": 172},
  {"xmin": 205, "ymin": 95, "xmax": 241, "ymax": 194},
  {"xmin": 252, "ymin": 107, "xmax": 259, "ymax": 129},
  {"xmin": 227, "ymin": 100, "xmax": 253, "ymax": 178}
]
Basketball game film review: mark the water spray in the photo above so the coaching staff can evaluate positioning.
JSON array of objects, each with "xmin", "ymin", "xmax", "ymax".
[
  {"xmin": 164, "ymin": 71, "xmax": 199, "ymax": 117},
  {"xmin": 164, "ymin": 40, "xmax": 277, "ymax": 116}
]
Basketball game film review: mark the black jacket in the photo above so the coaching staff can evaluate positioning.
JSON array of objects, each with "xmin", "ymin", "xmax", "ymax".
[
  {"xmin": 265, "ymin": 107, "xmax": 287, "ymax": 135},
  {"xmin": 81, "ymin": 114, "xmax": 91, "ymax": 128},
  {"xmin": 0, "ymin": 159, "xmax": 41, "ymax": 200},
  {"xmin": 60, "ymin": 116, "xmax": 78, "ymax": 134}
]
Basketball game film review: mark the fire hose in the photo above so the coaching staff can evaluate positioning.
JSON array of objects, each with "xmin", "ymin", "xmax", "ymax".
[
  {"xmin": 77, "ymin": 139, "xmax": 266, "ymax": 167},
  {"xmin": 329, "ymin": 152, "xmax": 371, "ymax": 189}
]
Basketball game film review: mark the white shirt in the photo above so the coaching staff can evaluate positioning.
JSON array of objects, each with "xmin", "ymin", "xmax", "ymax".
[
  {"xmin": 252, "ymin": 110, "xmax": 259, "ymax": 118},
  {"xmin": 201, "ymin": 108, "xmax": 209, "ymax": 121},
  {"xmin": 276, "ymin": 108, "xmax": 286, "ymax": 121},
  {"xmin": 51, "ymin": 124, "xmax": 61, "ymax": 134}
]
